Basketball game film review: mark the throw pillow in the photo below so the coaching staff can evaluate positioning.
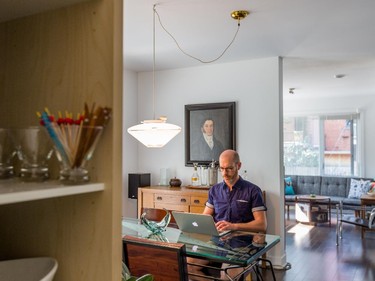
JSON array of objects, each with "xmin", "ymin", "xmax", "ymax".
[
  {"xmin": 285, "ymin": 185, "xmax": 295, "ymax": 195},
  {"xmin": 285, "ymin": 177, "xmax": 295, "ymax": 195},
  {"xmin": 348, "ymin": 178, "xmax": 371, "ymax": 199}
]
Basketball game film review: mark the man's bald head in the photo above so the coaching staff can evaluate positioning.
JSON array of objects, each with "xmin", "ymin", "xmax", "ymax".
[{"xmin": 219, "ymin": 150, "xmax": 240, "ymax": 164}]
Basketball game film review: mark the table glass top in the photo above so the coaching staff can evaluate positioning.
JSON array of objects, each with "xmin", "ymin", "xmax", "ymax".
[{"xmin": 122, "ymin": 218, "xmax": 280, "ymax": 266}]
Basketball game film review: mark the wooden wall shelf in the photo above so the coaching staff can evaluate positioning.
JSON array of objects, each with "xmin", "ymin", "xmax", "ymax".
[{"xmin": 0, "ymin": 180, "xmax": 104, "ymax": 205}]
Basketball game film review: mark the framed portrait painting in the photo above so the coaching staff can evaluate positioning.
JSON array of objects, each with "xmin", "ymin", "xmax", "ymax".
[{"xmin": 185, "ymin": 102, "xmax": 236, "ymax": 166}]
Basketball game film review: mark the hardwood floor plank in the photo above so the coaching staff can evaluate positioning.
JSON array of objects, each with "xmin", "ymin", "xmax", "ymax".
[{"xmin": 255, "ymin": 209, "xmax": 375, "ymax": 281}]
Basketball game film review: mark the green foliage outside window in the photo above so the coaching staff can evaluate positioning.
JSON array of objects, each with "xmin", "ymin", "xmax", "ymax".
[{"xmin": 284, "ymin": 142, "xmax": 319, "ymax": 167}]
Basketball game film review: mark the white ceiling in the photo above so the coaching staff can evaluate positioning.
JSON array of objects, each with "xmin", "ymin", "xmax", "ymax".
[
  {"xmin": 1, "ymin": 0, "xmax": 374, "ymax": 99},
  {"xmin": 124, "ymin": 0, "xmax": 375, "ymax": 99}
]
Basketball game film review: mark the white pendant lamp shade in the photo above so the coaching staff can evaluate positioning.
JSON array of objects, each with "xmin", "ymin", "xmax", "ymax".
[
  {"xmin": 127, "ymin": 5, "xmax": 182, "ymax": 148},
  {"xmin": 127, "ymin": 119, "xmax": 181, "ymax": 148}
]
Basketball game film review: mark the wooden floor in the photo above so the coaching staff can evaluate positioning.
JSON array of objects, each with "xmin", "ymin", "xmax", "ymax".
[{"xmin": 257, "ymin": 209, "xmax": 375, "ymax": 281}]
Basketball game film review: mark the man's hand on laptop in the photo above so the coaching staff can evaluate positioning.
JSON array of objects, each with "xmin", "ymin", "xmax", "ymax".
[{"xmin": 215, "ymin": 220, "xmax": 235, "ymax": 232}]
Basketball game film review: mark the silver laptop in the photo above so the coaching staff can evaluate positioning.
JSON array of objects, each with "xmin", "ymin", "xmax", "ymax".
[{"xmin": 172, "ymin": 211, "xmax": 231, "ymax": 237}]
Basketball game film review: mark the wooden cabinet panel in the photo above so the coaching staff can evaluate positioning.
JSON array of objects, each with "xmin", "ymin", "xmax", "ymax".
[
  {"xmin": 191, "ymin": 195, "xmax": 208, "ymax": 206},
  {"xmin": 154, "ymin": 194, "xmax": 190, "ymax": 205},
  {"xmin": 142, "ymin": 193, "xmax": 154, "ymax": 208},
  {"xmin": 138, "ymin": 187, "xmax": 209, "ymax": 218},
  {"xmin": 190, "ymin": 206, "xmax": 206, "ymax": 214},
  {"xmin": 0, "ymin": 1, "xmax": 123, "ymax": 280},
  {"xmin": 155, "ymin": 203, "xmax": 189, "ymax": 212}
]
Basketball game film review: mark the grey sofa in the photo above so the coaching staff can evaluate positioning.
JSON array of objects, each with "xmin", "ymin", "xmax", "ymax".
[{"xmin": 285, "ymin": 175, "xmax": 373, "ymax": 214}]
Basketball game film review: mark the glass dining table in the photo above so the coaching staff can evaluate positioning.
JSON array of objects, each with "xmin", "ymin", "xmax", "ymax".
[{"xmin": 122, "ymin": 218, "xmax": 280, "ymax": 281}]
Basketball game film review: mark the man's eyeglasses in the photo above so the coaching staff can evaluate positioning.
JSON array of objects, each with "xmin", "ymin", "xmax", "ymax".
[{"xmin": 219, "ymin": 166, "xmax": 236, "ymax": 172}]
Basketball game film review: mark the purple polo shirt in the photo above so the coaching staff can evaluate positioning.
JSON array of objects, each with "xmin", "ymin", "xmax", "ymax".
[{"xmin": 206, "ymin": 176, "xmax": 266, "ymax": 223}]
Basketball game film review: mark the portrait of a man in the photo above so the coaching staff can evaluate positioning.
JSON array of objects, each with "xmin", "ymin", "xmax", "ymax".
[
  {"xmin": 185, "ymin": 102, "xmax": 236, "ymax": 166},
  {"xmin": 190, "ymin": 118, "xmax": 224, "ymax": 162}
]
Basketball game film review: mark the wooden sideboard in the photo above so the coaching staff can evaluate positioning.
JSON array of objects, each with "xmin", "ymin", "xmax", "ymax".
[{"xmin": 137, "ymin": 186, "xmax": 209, "ymax": 218}]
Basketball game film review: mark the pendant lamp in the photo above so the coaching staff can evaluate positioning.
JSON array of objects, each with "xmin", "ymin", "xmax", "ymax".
[
  {"xmin": 127, "ymin": 5, "xmax": 181, "ymax": 148},
  {"xmin": 128, "ymin": 5, "xmax": 249, "ymax": 147},
  {"xmin": 128, "ymin": 117, "xmax": 181, "ymax": 148}
]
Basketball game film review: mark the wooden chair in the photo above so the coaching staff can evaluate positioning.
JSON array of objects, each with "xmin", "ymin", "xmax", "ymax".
[{"xmin": 123, "ymin": 235, "xmax": 188, "ymax": 281}]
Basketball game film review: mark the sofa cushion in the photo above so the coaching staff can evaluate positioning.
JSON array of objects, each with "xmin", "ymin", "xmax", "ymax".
[
  {"xmin": 320, "ymin": 176, "xmax": 348, "ymax": 197},
  {"xmin": 328, "ymin": 196, "xmax": 346, "ymax": 205},
  {"xmin": 296, "ymin": 175, "xmax": 321, "ymax": 195},
  {"xmin": 342, "ymin": 197, "xmax": 362, "ymax": 206},
  {"xmin": 348, "ymin": 178, "xmax": 371, "ymax": 199},
  {"xmin": 285, "ymin": 195, "xmax": 296, "ymax": 202}
]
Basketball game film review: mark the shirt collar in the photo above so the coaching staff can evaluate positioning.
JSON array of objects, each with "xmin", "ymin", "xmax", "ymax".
[{"xmin": 221, "ymin": 176, "xmax": 244, "ymax": 190}]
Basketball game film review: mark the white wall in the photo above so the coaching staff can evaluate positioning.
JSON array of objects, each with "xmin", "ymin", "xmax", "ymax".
[
  {"xmin": 122, "ymin": 69, "xmax": 139, "ymax": 218},
  {"xmin": 284, "ymin": 94, "xmax": 375, "ymax": 177},
  {"xmin": 123, "ymin": 57, "xmax": 287, "ymax": 267}
]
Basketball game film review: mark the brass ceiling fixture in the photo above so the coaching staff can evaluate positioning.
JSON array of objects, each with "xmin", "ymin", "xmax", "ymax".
[
  {"xmin": 155, "ymin": 5, "xmax": 250, "ymax": 64},
  {"xmin": 231, "ymin": 10, "xmax": 250, "ymax": 21}
]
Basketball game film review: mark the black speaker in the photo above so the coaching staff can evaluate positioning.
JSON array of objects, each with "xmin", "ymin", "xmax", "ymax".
[{"xmin": 128, "ymin": 173, "xmax": 151, "ymax": 199}]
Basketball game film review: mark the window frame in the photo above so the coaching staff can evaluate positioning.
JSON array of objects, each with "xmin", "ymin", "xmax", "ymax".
[{"xmin": 283, "ymin": 111, "xmax": 363, "ymax": 177}]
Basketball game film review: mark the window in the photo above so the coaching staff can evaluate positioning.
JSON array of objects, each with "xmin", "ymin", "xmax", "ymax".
[{"xmin": 283, "ymin": 113, "xmax": 360, "ymax": 177}]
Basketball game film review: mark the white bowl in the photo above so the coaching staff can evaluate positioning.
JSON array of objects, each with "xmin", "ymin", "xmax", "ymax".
[
  {"xmin": 367, "ymin": 191, "xmax": 375, "ymax": 197},
  {"xmin": 0, "ymin": 257, "xmax": 58, "ymax": 281}
]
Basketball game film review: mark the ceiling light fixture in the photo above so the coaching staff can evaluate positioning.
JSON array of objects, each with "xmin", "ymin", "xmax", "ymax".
[
  {"xmin": 154, "ymin": 5, "xmax": 249, "ymax": 63},
  {"xmin": 127, "ymin": 5, "xmax": 181, "ymax": 148},
  {"xmin": 289, "ymin": 88, "xmax": 295, "ymax": 94}
]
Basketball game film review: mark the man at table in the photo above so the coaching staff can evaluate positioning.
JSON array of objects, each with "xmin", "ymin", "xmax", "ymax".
[{"xmin": 188, "ymin": 149, "xmax": 267, "ymax": 280}]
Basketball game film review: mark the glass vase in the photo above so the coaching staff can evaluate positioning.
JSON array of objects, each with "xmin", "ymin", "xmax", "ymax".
[{"xmin": 47, "ymin": 125, "xmax": 104, "ymax": 185}]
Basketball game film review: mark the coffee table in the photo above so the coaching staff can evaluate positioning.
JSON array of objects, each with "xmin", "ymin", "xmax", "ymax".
[{"xmin": 295, "ymin": 195, "xmax": 331, "ymax": 225}]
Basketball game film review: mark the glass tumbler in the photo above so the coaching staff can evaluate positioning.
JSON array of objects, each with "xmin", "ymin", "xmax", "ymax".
[
  {"xmin": 14, "ymin": 127, "xmax": 54, "ymax": 181},
  {"xmin": 0, "ymin": 128, "xmax": 16, "ymax": 179}
]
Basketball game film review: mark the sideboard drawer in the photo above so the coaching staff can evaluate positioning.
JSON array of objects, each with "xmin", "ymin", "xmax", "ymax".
[
  {"xmin": 154, "ymin": 203, "xmax": 189, "ymax": 212},
  {"xmin": 190, "ymin": 206, "xmax": 205, "ymax": 213},
  {"xmin": 154, "ymin": 194, "xmax": 190, "ymax": 205},
  {"xmin": 138, "ymin": 186, "xmax": 209, "ymax": 218},
  {"xmin": 191, "ymin": 195, "xmax": 208, "ymax": 206}
]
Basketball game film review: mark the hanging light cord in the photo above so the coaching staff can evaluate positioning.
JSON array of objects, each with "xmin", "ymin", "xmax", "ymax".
[
  {"xmin": 154, "ymin": 5, "xmax": 242, "ymax": 64},
  {"xmin": 153, "ymin": 4, "xmax": 156, "ymax": 120}
]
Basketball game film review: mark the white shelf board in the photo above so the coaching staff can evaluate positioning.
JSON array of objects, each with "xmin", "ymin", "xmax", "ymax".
[{"xmin": 0, "ymin": 179, "xmax": 104, "ymax": 205}]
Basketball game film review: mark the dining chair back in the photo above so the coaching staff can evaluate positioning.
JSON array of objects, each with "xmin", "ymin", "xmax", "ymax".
[{"xmin": 123, "ymin": 235, "xmax": 188, "ymax": 281}]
